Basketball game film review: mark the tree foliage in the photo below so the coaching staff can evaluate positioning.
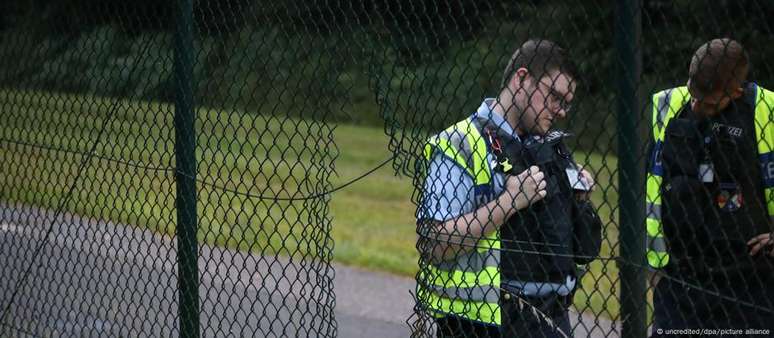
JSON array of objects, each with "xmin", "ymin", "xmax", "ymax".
[{"xmin": 1, "ymin": 0, "xmax": 773, "ymax": 152}]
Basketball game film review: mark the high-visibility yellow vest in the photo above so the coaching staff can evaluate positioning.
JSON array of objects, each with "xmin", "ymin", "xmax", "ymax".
[
  {"xmin": 418, "ymin": 117, "xmax": 501, "ymax": 325},
  {"xmin": 645, "ymin": 84, "xmax": 774, "ymax": 269}
]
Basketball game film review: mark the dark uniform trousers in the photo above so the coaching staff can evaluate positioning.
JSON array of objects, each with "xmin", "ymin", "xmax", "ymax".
[
  {"xmin": 501, "ymin": 292, "xmax": 572, "ymax": 338},
  {"xmin": 435, "ymin": 316, "xmax": 500, "ymax": 338},
  {"xmin": 436, "ymin": 293, "xmax": 573, "ymax": 338}
]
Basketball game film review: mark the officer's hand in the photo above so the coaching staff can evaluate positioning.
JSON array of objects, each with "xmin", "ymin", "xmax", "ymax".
[
  {"xmin": 574, "ymin": 167, "xmax": 595, "ymax": 202},
  {"xmin": 747, "ymin": 232, "xmax": 774, "ymax": 257},
  {"xmin": 579, "ymin": 167, "xmax": 595, "ymax": 191},
  {"xmin": 505, "ymin": 166, "xmax": 547, "ymax": 210}
]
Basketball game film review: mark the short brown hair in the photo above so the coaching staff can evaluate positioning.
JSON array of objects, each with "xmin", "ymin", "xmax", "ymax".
[
  {"xmin": 688, "ymin": 38, "xmax": 749, "ymax": 97},
  {"xmin": 500, "ymin": 39, "xmax": 577, "ymax": 89}
]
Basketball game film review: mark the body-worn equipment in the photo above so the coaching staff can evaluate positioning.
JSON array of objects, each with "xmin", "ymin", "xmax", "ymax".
[
  {"xmin": 647, "ymin": 83, "xmax": 774, "ymax": 279},
  {"xmin": 418, "ymin": 113, "xmax": 602, "ymax": 324}
]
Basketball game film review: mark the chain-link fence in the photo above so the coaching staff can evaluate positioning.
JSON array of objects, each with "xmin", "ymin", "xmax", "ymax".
[
  {"xmin": 400, "ymin": 1, "xmax": 774, "ymax": 338},
  {"xmin": 2, "ymin": 1, "xmax": 774, "ymax": 337},
  {"xmin": 0, "ymin": 0, "xmax": 343, "ymax": 337}
]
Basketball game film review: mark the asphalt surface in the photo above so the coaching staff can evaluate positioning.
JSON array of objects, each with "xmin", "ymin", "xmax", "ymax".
[{"xmin": 0, "ymin": 204, "xmax": 617, "ymax": 337}]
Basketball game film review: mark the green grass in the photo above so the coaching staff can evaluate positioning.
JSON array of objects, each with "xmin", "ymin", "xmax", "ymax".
[
  {"xmin": 0, "ymin": 89, "xmax": 419, "ymax": 274},
  {"xmin": 0, "ymin": 89, "xmax": 630, "ymax": 320},
  {"xmin": 568, "ymin": 152, "xmax": 621, "ymax": 319}
]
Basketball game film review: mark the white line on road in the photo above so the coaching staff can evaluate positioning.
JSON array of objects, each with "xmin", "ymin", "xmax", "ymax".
[{"xmin": 0, "ymin": 221, "xmax": 23, "ymax": 234}]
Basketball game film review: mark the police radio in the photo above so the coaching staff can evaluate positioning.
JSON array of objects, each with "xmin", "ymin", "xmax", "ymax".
[
  {"xmin": 522, "ymin": 131, "xmax": 590, "ymax": 196},
  {"xmin": 486, "ymin": 128, "xmax": 589, "ymax": 199}
]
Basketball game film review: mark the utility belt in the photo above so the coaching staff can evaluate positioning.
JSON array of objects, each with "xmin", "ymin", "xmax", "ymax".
[
  {"xmin": 501, "ymin": 288, "xmax": 573, "ymax": 317},
  {"xmin": 503, "ymin": 260, "xmax": 577, "ymax": 284}
]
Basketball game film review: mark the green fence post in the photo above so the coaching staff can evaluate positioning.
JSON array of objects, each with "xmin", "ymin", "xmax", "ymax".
[
  {"xmin": 616, "ymin": 0, "xmax": 646, "ymax": 337},
  {"xmin": 174, "ymin": 0, "xmax": 199, "ymax": 336}
]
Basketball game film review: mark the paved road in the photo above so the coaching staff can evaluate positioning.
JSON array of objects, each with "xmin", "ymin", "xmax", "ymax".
[{"xmin": 0, "ymin": 204, "xmax": 617, "ymax": 337}]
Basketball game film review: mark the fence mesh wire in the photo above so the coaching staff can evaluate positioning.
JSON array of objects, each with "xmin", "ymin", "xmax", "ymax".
[{"xmin": 1, "ymin": 1, "xmax": 774, "ymax": 337}]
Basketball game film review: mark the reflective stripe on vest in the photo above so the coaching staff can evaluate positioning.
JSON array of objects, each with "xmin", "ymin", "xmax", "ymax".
[
  {"xmin": 645, "ymin": 87, "xmax": 689, "ymax": 268},
  {"xmin": 645, "ymin": 84, "xmax": 774, "ymax": 269},
  {"xmin": 421, "ymin": 116, "xmax": 500, "ymax": 324},
  {"xmin": 755, "ymin": 87, "xmax": 774, "ymax": 215}
]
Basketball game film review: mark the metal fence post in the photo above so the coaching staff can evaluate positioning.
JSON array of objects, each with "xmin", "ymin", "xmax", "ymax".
[
  {"xmin": 174, "ymin": 0, "xmax": 199, "ymax": 336},
  {"xmin": 616, "ymin": 0, "xmax": 646, "ymax": 337}
]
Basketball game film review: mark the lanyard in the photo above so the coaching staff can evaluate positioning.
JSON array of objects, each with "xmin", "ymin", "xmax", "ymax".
[{"xmin": 484, "ymin": 127, "xmax": 503, "ymax": 156}]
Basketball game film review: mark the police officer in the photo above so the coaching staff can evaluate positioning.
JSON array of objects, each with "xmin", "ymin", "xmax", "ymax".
[
  {"xmin": 417, "ymin": 39, "xmax": 602, "ymax": 338},
  {"xmin": 646, "ymin": 39, "xmax": 774, "ymax": 336}
]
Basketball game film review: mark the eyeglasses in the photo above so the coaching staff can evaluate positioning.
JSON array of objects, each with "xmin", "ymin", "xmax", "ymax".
[{"xmin": 537, "ymin": 79, "xmax": 572, "ymax": 113}]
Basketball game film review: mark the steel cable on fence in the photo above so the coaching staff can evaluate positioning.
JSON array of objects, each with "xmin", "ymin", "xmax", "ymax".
[
  {"xmin": 0, "ymin": 138, "xmax": 174, "ymax": 173},
  {"xmin": 188, "ymin": 155, "xmax": 396, "ymax": 201}
]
